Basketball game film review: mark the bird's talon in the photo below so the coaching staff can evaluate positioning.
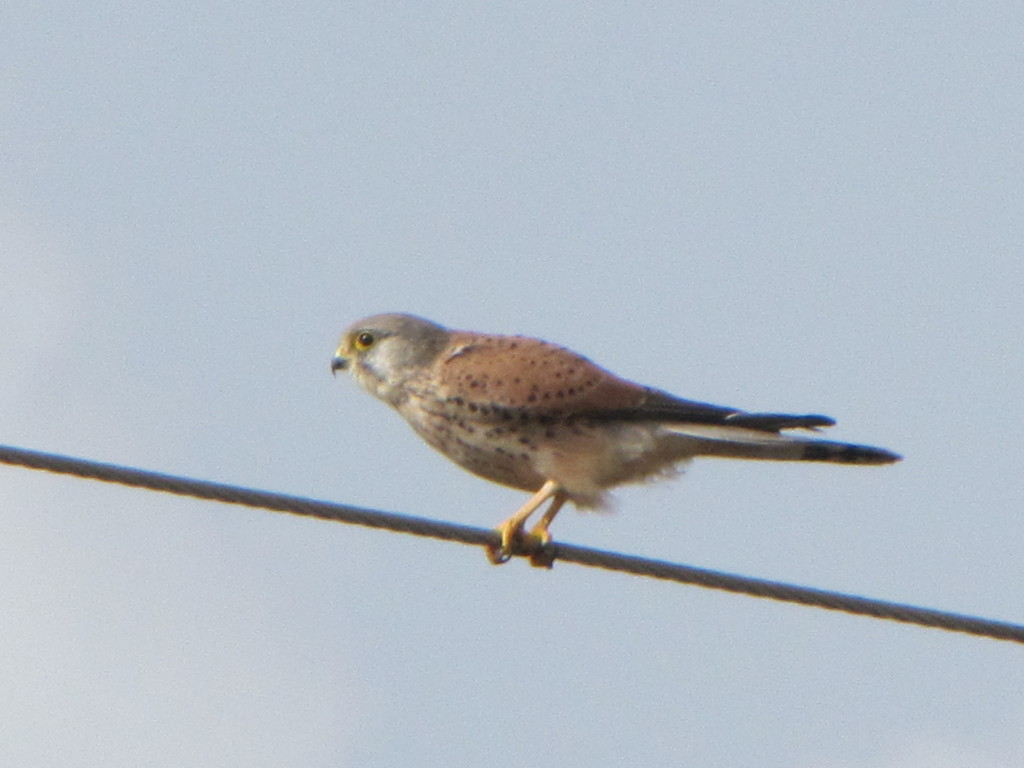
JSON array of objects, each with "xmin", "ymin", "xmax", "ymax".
[
  {"xmin": 527, "ymin": 539, "xmax": 556, "ymax": 569},
  {"xmin": 485, "ymin": 525, "xmax": 520, "ymax": 565},
  {"xmin": 485, "ymin": 542, "xmax": 513, "ymax": 565},
  {"xmin": 528, "ymin": 527, "xmax": 551, "ymax": 547},
  {"xmin": 523, "ymin": 523, "xmax": 555, "ymax": 567}
]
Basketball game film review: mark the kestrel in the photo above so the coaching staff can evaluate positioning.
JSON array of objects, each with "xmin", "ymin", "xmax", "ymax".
[{"xmin": 331, "ymin": 313, "xmax": 900, "ymax": 566}]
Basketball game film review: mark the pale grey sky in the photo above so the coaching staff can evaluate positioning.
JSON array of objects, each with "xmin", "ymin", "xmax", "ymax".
[{"xmin": 2, "ymin": 2, "xmax": 1023, "ymax": 766}]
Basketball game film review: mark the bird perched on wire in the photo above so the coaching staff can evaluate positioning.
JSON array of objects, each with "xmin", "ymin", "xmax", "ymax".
[{"xmin": 331, "ymin": 313, "xmax": 900, "ymax": 566}]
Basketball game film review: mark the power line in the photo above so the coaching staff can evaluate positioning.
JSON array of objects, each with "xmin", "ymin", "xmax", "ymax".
[{"xmin": 1, "ymin": 442, "xmax": 1021, "ymax": 645}]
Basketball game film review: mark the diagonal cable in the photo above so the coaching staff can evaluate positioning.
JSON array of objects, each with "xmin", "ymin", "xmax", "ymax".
[{"xmin": 1, "ymin": 443, "xmax": 1021, "ymax": 645}]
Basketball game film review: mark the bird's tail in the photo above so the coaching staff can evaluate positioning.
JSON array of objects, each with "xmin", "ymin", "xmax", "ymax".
[{"xmin": 664, "ymin": 418, "xmax": 901, "ymax": 465}]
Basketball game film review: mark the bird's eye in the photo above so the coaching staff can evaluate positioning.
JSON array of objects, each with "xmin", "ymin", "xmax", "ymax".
[{"xmin": 354, "ymin": 331, "xmax": 375, "ymax": 350}]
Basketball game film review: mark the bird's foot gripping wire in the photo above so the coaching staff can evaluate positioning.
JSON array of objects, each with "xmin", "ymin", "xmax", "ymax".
[{"xmin": 485, "ymin": 480, "xmax": 566, "ymax": 568}]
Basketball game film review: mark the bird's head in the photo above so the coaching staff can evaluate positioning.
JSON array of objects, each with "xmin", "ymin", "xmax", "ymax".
[{"xmin": 332, "ymin": 313, "xmax": 451, "ymax": 405}]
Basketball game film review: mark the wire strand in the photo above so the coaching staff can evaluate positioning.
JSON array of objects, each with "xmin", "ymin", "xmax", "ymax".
[{"xmin": 2, "ymin": 443, "xmax": 1021, "ymax": 645}]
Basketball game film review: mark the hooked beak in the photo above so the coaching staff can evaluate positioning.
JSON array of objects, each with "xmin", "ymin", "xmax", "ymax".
[{"xmin": 330, "ymin": 354, "xmax": 349, "ymax": 375}]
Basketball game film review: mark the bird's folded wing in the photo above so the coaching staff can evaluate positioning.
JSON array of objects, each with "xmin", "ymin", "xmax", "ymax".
[{"xmin": 436, "ymin": 336, "xmax": 834, "ymax": 434}]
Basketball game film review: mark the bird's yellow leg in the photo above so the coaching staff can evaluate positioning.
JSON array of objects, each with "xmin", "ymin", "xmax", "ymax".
[
  {"xmin": 528, "ymin": 491, "xmax": 567, "ymax": 547},
  {"xmin": 486, "ymin": 479, "xmax": 562, "ymax": 565}
]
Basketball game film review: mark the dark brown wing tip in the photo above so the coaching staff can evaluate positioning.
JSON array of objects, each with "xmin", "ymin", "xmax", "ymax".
[{"xmin": 726, "ymin": 412, "xmax": 836, "ymax": 432}]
